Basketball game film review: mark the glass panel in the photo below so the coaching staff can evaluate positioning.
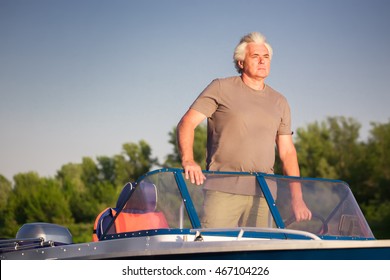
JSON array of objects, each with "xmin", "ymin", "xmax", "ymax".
[
  {"xmin": 187, "ymin": 173, "xmax": 275, "ymax": 228},
  {"xmin": 138, "ymin": 171, "xmax": 191, "ymax": 229},
  {"xmin": 184, "ymin": 179, "xmax": 205, "ymax": 226},
  {"xmin": 111, "ymin": 171, "xmax": 192, "ymax": 234},
  {"xmin": 106, "ymin": 169, "xmax": 373, "ymax": 240},
  {"xmin": 264, "ymin": 175, "xmax": 374, "ymax": 238}
]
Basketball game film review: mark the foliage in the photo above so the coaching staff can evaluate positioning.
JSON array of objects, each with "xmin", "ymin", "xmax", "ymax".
[
  {"xmin": 295, "ymin": 116, "xmax": 363, "ymax": 180},
  {"xmin": 0, "ymin": 175, "xmax": 12, "ymax": 209},
  {"xmin": 0, "ymin": 175, "xmax": 13, "ymax": 236},
  {"xmin": 361, "ymin": 201, "xmax": 390, "ymax": 239}
]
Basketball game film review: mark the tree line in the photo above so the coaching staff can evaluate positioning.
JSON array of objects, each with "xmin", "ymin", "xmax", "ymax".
[{"xmin": 0, "ymin": 116, "xmax": 389, "ymax": 241}]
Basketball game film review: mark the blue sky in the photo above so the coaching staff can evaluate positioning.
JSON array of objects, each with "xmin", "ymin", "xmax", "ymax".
[{"xmin": 1, "ymin": 0, "xmax": 390, "ymax": 181}]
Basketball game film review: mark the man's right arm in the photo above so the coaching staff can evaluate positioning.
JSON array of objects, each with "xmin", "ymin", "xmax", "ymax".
[{"xmin": 177, "ymin": 108, "xmax": 207, "ymax": 185}]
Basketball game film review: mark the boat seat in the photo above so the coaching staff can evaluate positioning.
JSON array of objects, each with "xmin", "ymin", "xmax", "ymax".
[{"xmin": 93, "ymin": 181, "xmax": 168, "ymax": 241}]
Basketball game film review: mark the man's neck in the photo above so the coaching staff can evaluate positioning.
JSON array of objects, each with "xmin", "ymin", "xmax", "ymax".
[{"xmin": 241, "ymin": 74, "xmax": 265, "ymax": 91}]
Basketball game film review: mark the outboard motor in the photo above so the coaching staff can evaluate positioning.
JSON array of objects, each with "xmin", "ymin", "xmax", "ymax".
[{"xmin": 16, "ymin": 222, "xmax": 73, "ymax": 244}]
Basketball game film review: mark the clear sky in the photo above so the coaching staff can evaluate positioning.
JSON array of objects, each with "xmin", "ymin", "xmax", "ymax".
[{"xmin": 1, "ymin": 0, "xmax": 390, "ymax": 181}]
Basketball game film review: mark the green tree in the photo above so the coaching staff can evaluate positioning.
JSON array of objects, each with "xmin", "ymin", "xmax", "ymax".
[
  {"xmin": 365, "ymin": 121, "xmax": 390, "ymax": 201},
  {"xmin": 68, "ymin": 157, "xmax": 117, "ymax": 223},
  {"xmin": 361, "ymin": 120, "xmax": 390, "ymax": 238},
  {"xmin": 56, "ymin": 162, "xmax": 99, "ymax": 224},
  {"xmin": 294, "ymin": 117, "xmax": 363, "ymax": 180},
  {"xmin": 326, "ymin": 116, "xmax": 363, "ymax": 181},
  {"xmin": 7, "ymin": 172, "xmax": 73, "ymax": 228},
  {"xmin": 57, "ymin": 163, "xmax": 85, "ymax": 198},
  {"xmin": 293, "ymin": 121, "xmax": 337, "ymax": 178},
  {"xmin": 0, "ymin": 174, "xmax": 12, "ymax": 210},
  {"xmin": 122, "ymin": 140, "xmax": 158, "ymax": 181},
  {"xmin": 0, "ymin": 175, "xmax": 13, "ymax": 237}
]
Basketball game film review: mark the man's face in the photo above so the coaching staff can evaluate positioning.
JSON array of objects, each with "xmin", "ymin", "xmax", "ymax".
[{"xmin": 241, "ymin": 42, "xmax": 271, "ymax": 80}]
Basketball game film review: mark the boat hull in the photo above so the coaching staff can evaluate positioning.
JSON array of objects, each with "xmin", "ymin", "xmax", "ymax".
[{"xmin": 2, "ymin": 234, "xmax": 390, "ymax": 260}]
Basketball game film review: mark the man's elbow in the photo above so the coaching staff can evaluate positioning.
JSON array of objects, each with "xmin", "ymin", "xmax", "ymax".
[{"xmin": 279, "ymin": 148, "xmax": 298, "ymax": 162}]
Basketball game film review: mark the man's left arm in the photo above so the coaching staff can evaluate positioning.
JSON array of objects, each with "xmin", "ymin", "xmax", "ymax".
[{"xmin": 276, "ymin": 134, "xmax": 312, "ymax": 221}]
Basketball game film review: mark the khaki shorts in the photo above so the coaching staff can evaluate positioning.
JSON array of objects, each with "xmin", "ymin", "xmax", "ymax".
[{"xmin": 201, "ymin": 190, "xmax": 271, "ymax": 228}]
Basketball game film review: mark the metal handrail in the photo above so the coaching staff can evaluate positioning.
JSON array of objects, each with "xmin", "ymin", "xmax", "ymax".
[
  {"xmin": 190, "ymin": 227, "xmax": 322, "ymax": 240},
  {"xmin": 0, "ymin": 237, "xmax": 55, "ymax": 253}
]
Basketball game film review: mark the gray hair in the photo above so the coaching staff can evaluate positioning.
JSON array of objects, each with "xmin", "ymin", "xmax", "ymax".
[{"xmin": 233, "ymin": 32, "xmax": 273, "ymax": 73}]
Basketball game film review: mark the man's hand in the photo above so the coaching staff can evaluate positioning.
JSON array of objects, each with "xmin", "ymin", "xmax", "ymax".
[
  {"xmin": 182, "ymin": 160, "xmax": 206, "ymax": 185},
  {"xmin": 291, "ymin": 197, "xmax": 312, "ymax": 222}
]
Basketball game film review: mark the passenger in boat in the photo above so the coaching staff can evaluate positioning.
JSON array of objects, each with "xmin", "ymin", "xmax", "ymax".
[{"xmin": 177, "ymin": 32, "xmax": 312, "ymax": 228}]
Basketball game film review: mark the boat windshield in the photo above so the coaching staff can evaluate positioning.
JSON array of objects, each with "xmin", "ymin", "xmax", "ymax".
[{"xmin": 106, "ymin": 169, "xmax": 374, "ymax": 239}]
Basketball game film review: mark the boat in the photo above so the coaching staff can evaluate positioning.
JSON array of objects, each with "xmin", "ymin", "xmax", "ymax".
[{"xmin": 1, "ymin": 168, "xmax": 390, "ymax": 260}]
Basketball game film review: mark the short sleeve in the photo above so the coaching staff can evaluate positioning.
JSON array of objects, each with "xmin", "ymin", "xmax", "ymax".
[
  {"xmin": 190, "ymin": 79, "xmax": 220, "ymax": 118},
  {"xmin": 277, "ymin": 98, "xmax": 293, "ymax": 135}
]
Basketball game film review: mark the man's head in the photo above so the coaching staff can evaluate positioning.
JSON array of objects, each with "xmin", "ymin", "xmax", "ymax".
[{"xmin": 233, "ymin": 32, "xmax": 273, "ymax": 74}]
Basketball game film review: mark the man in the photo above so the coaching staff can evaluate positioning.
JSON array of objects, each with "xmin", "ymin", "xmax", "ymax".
[{"xmin": 177, "ymin": 32, "xmax": 311, "ymax": 227}]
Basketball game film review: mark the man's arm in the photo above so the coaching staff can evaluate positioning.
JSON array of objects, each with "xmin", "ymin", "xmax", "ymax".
[
  {"xmin": 177, "ymin": 109, "xmax": 207, "ymax": 185},
  {"xmin": 276, "ymin": 134, "xmax": 312, "ymax": 221}
]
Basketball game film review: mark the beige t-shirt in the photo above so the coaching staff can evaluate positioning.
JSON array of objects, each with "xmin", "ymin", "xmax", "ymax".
[{"xmin": 191, "ymin": 76, "xmax": 292, "ymax": 194}]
